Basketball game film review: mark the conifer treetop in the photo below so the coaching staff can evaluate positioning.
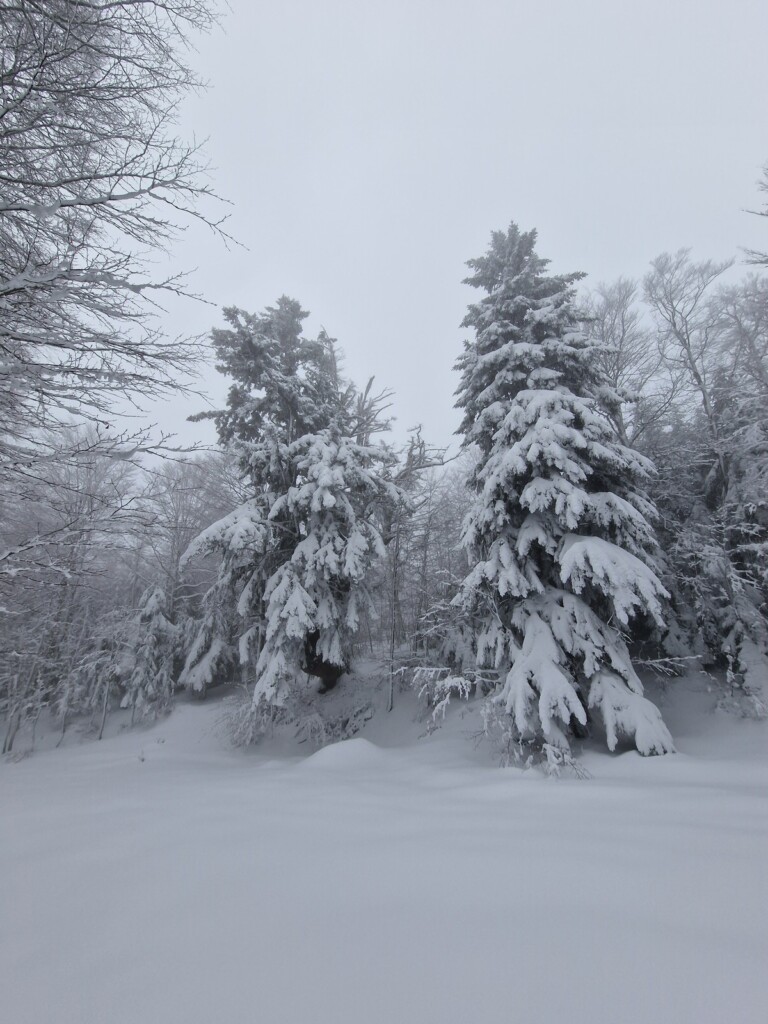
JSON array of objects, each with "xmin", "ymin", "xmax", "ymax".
[{"xmin": 456, "ymin": 223, "xmax": 592, "ymax": 456}]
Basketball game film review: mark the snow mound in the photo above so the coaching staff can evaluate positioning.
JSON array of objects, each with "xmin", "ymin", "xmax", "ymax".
[{"xmin": 297, "ymin": 735, "xmax": 388, "ymax": 771}]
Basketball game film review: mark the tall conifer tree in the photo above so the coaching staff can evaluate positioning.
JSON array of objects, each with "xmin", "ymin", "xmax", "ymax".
[
  {"xmin": 182, "ymin": 298, "xmax": 399, "ymax": 720},
  {"xmin": 455, "ymin": 225, "xmax": 673, "ymax": 755}
]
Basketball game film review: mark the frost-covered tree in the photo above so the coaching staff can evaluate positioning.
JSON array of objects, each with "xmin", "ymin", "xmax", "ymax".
[
  {"xmin": 122, "ymin": 587, "xmax": 178, "ymax": 722},
  {"xmin": 182, "ymin": 298, "xmax": 400, "ymax": 724},
  {"xmin": 0, "ymin": 433, "xmax": 147, "ymax": 748},
  {"xmin": 747, "ymin": 159, "xmax": 768, "ymax": 266},
  {"xmin": 247, "ymin": 428, "xmax": 398, "ymax": 704},
  {"xmin": 454, "ymin": 224, "xmax": 674, "ymax": 757},
  {"xmin": 581, "ymin": 278, "xmax": 684, "ymax": 447},
  {"xmin": 0, "ymin": 0, "xmax": 227, "ymax": 486},
  {"xmin": 644, "ymin": 257, "xmax": 768, "ymax": 711}
]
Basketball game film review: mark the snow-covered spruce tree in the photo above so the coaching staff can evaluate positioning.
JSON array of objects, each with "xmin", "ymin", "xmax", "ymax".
[
  {"xmin": 454, "ymin": 224, "xmax": 674, "ymax": 757},
  {"xmin": 178, "ymin": 575, "xmax": 237, "ymax": 696},
  {"xmin": 121, "ymin": 587, "xmax": 178, "ymax": 722},
  {"xmin": 182, "ymin": 297, "xmax": 400, "ymax": 730}
]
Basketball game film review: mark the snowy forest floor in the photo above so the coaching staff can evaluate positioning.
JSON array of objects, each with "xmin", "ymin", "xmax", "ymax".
[{"xmin": 2, "ymin": 670, "xmax": 767, "ymax": 1024}]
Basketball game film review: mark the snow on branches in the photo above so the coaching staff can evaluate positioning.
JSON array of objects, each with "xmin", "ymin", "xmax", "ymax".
[
  {"xmin": 181, "ymin": 298, "xmax": 402, "ymax": 729},
  {"xmin": 122, "ymin": 587, "xmax": 178, "ymax": 721},
  {"xmin": 454, "ymin": 223, "xmax": 674, "ymax": 757}
]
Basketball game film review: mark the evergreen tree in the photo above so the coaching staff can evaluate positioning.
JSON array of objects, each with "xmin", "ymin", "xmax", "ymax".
[
  {"xmin": 122, "ymin": 587, "xmax": 178, "ymax": 721},
  {"xmin": 177, "ymin": 576, "xmax": 235, "ymax": 696},
  {"xmin": 183, "ymin": 298, "xmax": 399, "ymax": 725},
  {"xmin": 454, "ymin": 224, "xmax": 673, "ymax": 756}
]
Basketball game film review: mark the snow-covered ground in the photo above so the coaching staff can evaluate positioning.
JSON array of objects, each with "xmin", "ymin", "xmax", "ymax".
[{"xmin": 2, "ymin": 673, "xmax": 767, "ymax": 1024}]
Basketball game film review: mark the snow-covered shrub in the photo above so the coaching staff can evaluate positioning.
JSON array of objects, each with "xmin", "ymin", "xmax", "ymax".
[
  {"xmin": 411, "ymin": 666, "xmax": 474, "ymax": 728},
  {"xmin": 670, "ymin": 516, "xmax": 768, "ymax": 717}
]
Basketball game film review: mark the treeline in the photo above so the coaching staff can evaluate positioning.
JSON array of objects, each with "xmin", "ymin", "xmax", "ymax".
[
  {"xmin": 590, "ymin": 259, "xmax": 768, "ymax": 709},
  {"xmin": 1, "ymin": 1, "xmax": 766, "ymax": 760},
  {"xmin": 2, "ymin": 238, "xmax": 766, "ymax": 757}
]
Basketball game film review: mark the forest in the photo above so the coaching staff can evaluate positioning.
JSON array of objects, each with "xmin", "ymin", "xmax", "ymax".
[{"xmin": 1, "ymin": 0, "xmax": 767, "ymax": 764}]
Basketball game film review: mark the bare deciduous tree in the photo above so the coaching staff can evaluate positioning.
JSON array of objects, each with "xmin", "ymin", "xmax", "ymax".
[
  {"xmin": 644, "ymin": 251, "xmax": 733, "ymax": 484},
  {"xmin": 0, "ymin": 431, "xmax": 148, "ymax": 751},
  {"xmin": 643, "ymin": 252, "xmax": 768, "ymax": 709},
  {"xmin": 746, "ymin": 162, "xmax": 768, "ymax": 266},
  {"xmin": 582, "ymin": 277, "xmax": 684, "ymax": 446},
  {"xmin": 0, "ymin": 0, "xmax": 227, "ymax": 482},
  {"xmin": 716, "ymin": 276, "xmax": 768, "ymax": 400}
]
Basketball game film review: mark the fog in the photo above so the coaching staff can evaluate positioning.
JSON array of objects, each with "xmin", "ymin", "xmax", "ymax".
[{"xmin": 152, "ymin": 0, "xmax": 767, "ymax": 449}]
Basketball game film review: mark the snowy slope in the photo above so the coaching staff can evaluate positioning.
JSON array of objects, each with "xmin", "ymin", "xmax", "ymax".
[{"xmin": 2, "ymin": 673, "xmax": 767, "ymax": 1024}]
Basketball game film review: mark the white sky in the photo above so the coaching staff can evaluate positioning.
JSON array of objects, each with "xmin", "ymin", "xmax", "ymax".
[{"xmin": 153, "ymin": 0, "xmax": 768, "ymax": 452}]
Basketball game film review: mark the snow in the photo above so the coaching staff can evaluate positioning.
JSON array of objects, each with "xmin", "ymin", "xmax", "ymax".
[
  {"xmin": 2, "ymin": 674, "xmax": 767, "ymax": 1024},
  {"xmin": 559, "ymin": 533, "xmax": 667, "ymax": 626}
]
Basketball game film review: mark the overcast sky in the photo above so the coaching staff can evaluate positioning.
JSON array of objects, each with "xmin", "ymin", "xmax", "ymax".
[{"xmin": 154, "ymin": 0, "xmax": 768, "ymax": 452}]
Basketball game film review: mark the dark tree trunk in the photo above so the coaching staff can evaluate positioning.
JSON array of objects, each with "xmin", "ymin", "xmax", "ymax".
[{"xmin": 303, "ymin": 631, "xmax": 346, "ymax": 693}]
